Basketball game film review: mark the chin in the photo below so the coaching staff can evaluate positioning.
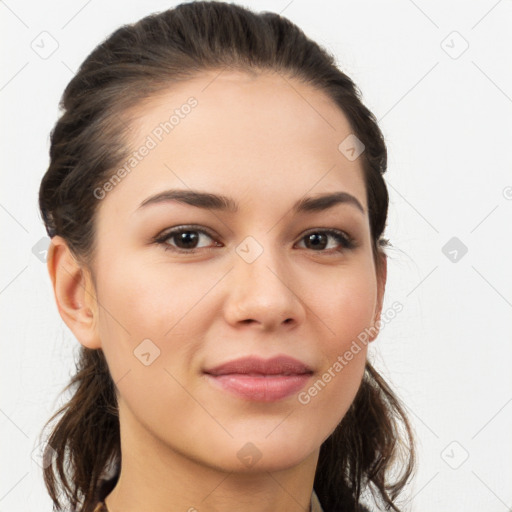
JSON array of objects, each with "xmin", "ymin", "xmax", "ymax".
[{"xmin": 200, "ymin": 433, "xmax": 320, "ymax": 474}]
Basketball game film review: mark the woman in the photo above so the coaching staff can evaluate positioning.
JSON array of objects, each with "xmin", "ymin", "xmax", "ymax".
[{"xmin": 38, "ymin": 2, "xmax": 415, "ymax": 511}]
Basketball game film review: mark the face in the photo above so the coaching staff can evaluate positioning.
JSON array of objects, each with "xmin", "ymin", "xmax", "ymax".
[{"xmin": 84, "ymin": 70, "xmax": 385, "ymax": 473}]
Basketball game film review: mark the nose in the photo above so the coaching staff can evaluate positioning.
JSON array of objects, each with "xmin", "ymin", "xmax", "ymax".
[{"xmin": 223, "ymin": 242, "xmax": 306, "ymax": 331}]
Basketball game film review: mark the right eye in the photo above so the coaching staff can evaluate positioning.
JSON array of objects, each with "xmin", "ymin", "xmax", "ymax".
[{"xmin": 153, "ymin": 225, "xmax": 222, "ymax": 253}]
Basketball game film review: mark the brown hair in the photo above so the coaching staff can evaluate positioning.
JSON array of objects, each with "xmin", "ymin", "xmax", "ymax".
[{"xmin": 38, "ymin": 2, "xmax": 416, "ymax": 511}]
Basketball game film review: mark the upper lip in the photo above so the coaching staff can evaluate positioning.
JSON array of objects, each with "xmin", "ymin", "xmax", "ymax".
[{"xmin": 204, "ymin": 355, "xmax": 313, "ymax": 376}]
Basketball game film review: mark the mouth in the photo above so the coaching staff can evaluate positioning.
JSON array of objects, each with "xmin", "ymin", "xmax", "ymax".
[{"xmin": 203, "ymin": 355, "xmax": 314, "ymax": 402}]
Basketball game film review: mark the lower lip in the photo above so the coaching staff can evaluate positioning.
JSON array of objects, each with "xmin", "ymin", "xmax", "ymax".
[{"xmin": 205, "ymin": 373, "xmax": 312, "ymax": 402}]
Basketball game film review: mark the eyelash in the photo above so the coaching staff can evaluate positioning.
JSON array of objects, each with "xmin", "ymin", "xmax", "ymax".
[{"xmin": 153, "ymin": 225, "xmax": 357, "ymax": 255}]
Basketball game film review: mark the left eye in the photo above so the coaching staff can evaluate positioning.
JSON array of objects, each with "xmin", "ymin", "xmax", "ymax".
[
  {"xmin": 297, "ymin": 229, "xmax": 355, "ymax": 252},
  {"xmin": 154, "ymin": 226, "xmax": 355, "ymax": 254}
]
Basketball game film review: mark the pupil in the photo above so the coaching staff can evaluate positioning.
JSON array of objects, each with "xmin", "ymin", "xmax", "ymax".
[
  {"xmin": 308, "ymin": 233, "xmax": 326, "ymax": 250},
  {"xmin": 178, "ymin": 231, "xmax": 198, "ymax": 248}
]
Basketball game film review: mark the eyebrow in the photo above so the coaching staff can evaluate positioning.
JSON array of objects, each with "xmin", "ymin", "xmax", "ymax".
[{"xmin": 137, "ymin": 189, "xmax": 365, "ymax": 215}]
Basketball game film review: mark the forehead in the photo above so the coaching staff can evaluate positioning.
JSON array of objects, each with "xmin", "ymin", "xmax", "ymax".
[
  {"xmin": 100, "ymin": 70, "xmax": 368, "ymax": 217},
  {"xmin": 131, "ymin": 70, "xmax": 356, "ymax": 151}
]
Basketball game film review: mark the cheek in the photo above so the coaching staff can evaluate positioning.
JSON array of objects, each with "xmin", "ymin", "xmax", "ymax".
[
  {"xmin": 297, "ymin": 348, "xmax": 366, "ymax": 446},
  {"xmin": 94, "ymin": 250, "xmax": 192, "ymax": 336},
  {"xmin": 316, "ymin": 262, "xmax": 378, "ymax": 347},
  {"xmin": 92, "ymin": 255, "xmax": 217, "ymax": 381},
  {"xmin": 298, "ymin": 279, "xmax": 373, "ymax": 430},
  {"xmin": 293, "ymin": 262, "xmax": 376, "ymax": 424},
  {"xmin": 92, "ymin": 262, "xmax": 206, "ymax": 429}
]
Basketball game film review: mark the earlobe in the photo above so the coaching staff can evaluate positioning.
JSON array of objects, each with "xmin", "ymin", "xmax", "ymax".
[
  {"xmin": 47, "ymin": 236, "xmax": 101, "ymax": 349},
  {"xmin": 369, "ymin": 251, "xmax": 388, "ymax": 343}
]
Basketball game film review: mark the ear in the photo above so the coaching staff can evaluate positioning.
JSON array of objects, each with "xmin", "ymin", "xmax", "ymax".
[
  {"xmin": 47, "ymin": 236, "xmax": 101, "ymax": 349},
  {"xmin": 368, "ymin": 251, "xmax": 387, "ymax": 342}
]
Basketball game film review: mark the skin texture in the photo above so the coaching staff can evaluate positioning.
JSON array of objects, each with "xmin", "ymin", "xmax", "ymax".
[{"xmin": 47, "ymin": 70, "xmax": 386, "ymax": 512}]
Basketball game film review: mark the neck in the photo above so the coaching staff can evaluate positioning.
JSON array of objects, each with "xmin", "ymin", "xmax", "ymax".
[{"xmin": 104, "ymin": 404, "xmax": 319, "ymax": 512}]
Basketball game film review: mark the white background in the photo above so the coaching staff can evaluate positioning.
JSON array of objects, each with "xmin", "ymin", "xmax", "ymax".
[{"xmin": 1, "ymin": 1, "xmax": 511, "ymax": 510}]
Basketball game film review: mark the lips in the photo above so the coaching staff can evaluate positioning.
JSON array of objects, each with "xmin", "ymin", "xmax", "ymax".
[
  {"xmin": 203, "ymin": 355, "xmax": 313, "ymax": 402},
  {"xmin": 204, "ymin": 355, "xmax": 313, "ymax": 376}
]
